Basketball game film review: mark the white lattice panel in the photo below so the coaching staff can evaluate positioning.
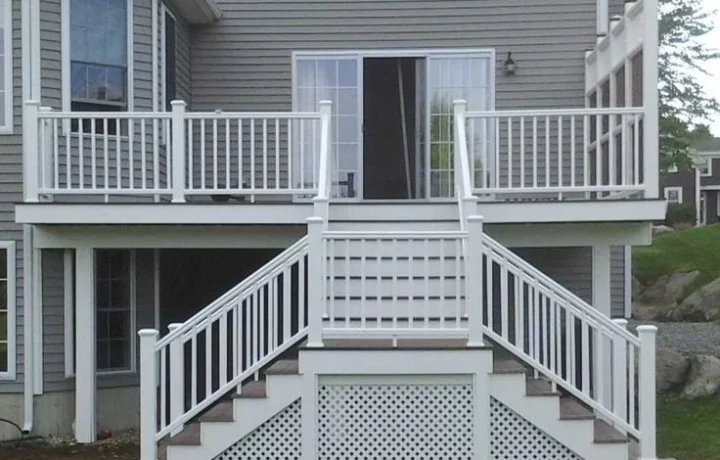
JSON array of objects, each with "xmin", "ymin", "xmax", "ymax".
[
  {"xmin": 318, "ymin": 383, "xmax": 474, "ymax": 460},
  {"xmin": 490, "ymin": 398, "xmax": 584, "ymax": 460},
  {"xmin": 214, "ymin": 400, "xmax": 301, "ymax": 460}
]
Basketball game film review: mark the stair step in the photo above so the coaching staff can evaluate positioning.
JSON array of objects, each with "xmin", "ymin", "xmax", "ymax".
[
  {"xmin": 559, "ymin": 397, "xmax": 595, "ymax": 420},
  {"xmin": 168, "ymin": 423, "xmax": 201, "ymax": 446},
  {"xmin": 492, "ymin": 358, "xmax": 529, "ymax": 375},
  {"xmin": 593, "ymin": 419, "xmax": 628, "ymax": 444},
  {"xmin": 234, "ymin": 380, "xmax": 267, "ymax": 398},
  {"xmin": 198, "ymin": 400, "xmax": 234, "ymax": 423},
  {"xmin": 265, "ymin": 359, "xmax": 299, "ymax": 375},
  {"xmin": 525, "ymin": 377, "xmax": 562, "ymax": 397}
]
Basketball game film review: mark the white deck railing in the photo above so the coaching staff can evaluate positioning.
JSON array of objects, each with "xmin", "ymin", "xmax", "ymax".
[
  {"xmin": 462, "ymin": 107, "xmax": 646, "ymax": 197},
  {"xmin": 23, "ymin": 101, "xmax": 329, "ymax": 202}
]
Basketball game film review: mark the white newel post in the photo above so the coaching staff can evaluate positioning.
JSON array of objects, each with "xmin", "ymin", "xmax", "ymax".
[
  {"xmin": 453, "ymin": 100, "xmax": 467, "ymax": 192},
  {"xmin": 466, "ymin": 215, "xmax": 485, "ymax": 346},
  {"xmin": 638, "ymin": 325, "xmax": 657, "ymax": 460},
  {"xmin": 139, "ymin": 329, "xmax": 159, "ymax": 460},
  {"xmin": 171, "ymin": 100, "xmax": 187, "ymax": 203},
  {"xmin": 39, "ymin": 107, "xmax": 54, "ymax": 193},
  {"xmin": 168, "ymin": 323, "xmax": 185, "ymax": 436},
  {"xmin": 307, "ymin": 216, "xmax": 325, "ymax": 347},
  {"xmin": 612, "ymin": 319, "xmax": 628, "ymax": 426},
  {"xmin": 23, "ymin": 101, "xmax": 40, "ymax": 202}
]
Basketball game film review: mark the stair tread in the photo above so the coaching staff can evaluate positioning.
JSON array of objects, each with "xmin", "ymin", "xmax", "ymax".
[
  {"xmin": 318, "ymin": 338, "xmax": 488, "ymax": 350},
  {"xmin": 493, "ymin": 358, "xmax": 528, "ymax": 374},
  {"xmin": 525, "ymin": 377, "xmax": 562, "ymax": 396},
  {"xmin": 593, "ymin": 419, "xmax": 629, "ymax": 444},
  {"xmin": 168, "ymin": 423, "xmax": 201, "ymax": 446},
  {"xmin": 234, "ymin": 380, "xmax": 267, "ymax": 398},
  {"xmin": 559, "ymin": 397, "xmax": 595, "ymax": 420},
  {"xmin": 266, "ymin": 359, "xmax": 299, "ymax": 375},
  {"xmin": 198, "ymin": 400, "xmax": 234, "ymax": 423}
]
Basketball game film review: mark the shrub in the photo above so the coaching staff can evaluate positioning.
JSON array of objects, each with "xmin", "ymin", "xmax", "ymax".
[{"xmin": 665, "ymin": 202, "xmax": 696, "ymax": 227}]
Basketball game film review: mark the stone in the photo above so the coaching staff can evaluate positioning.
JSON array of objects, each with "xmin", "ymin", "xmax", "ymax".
[
  {"xmin": 632, "ymin": 276, "xmax": 643, "ymax": 301},
  {"xmin": 681, "ymin": 354, "xmax": 720, "ymax": 399},
  {"xmin": 673, "ymin": 276, "xmax": 720, "ymax": 322},
  {"xmin": 656, "ymin": 347, "xmax": 690, "ymax": 393},
  {"xmin": 633, "ymin": 271, "xmax": 701, "ymax": 320},
  {"xmin": 652, "ymin": 225, "xmax": 674, "ymax": 237}
]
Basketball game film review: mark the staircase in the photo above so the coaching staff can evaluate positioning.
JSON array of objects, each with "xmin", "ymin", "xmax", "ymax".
[{"xmin": 137, "ymin": 101, "xmax": 657, "ymax": 460}]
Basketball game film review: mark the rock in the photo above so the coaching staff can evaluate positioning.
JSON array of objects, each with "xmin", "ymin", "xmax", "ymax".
[
  {"xmin": 652, "ymin": 225, "xmax": 674, "ymax": 237},
  {"xmin": 673, "ymin": 276, "xmax": 720, "ymax": 322},
  {"xmin": 633, "ymin": 271, "xmax": 701, "ymax": 320},
  {"xmin": 681, "ymin": 354, "xmax": 720, "ymax": 399},
  {"xmin": 656, "ymin": 347, "xmax": 690, "ymax": 393},
  {"xmin": 632, "ymin": 276, "xmax": 644, "ymax": 301}
]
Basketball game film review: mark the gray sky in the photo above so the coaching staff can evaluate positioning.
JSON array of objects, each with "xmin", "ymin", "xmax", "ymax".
[{"xmin": 698, "ymin": 0, "xmax": 720, "ymax": 135}]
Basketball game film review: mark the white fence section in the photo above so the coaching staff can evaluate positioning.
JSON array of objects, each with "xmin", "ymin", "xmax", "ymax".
[
  {"xmin": 24, "ymin": 101, "xmax": 330, "ymax": 202},
  {"xmin": 463, "ymin": 108, "xmax": 645, "ymax": 197}
]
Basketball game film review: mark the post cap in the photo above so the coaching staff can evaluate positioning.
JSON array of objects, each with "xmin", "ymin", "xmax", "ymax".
[
  {"xmin": 307, "ymin": 216, "xmax": 325, "ymax": 224},
  {"xmin": 170, "ymin": 100, "xmax": 187, "ymax": 108},
  {"xmin": 612, "ymin": 318, "xmax": 629, "ymax": 327},
  {"xmin": 167, "ymin": 323, "xmax": 183, "ymax": 332},
  {"xmin": 467, "ymin": 215, "xmax": 485, "ymax": 223},
  {"xmin": 636, "ymin": 325, "xmax": 658, "ymax": 334},
  {"xmin": 138, "ymin": 329, "xmax": 160, "ymax": 338},
  {"xmin": 453, "ymin": 99, "xmax": 467, "ymax": 106},
  {"xmin": 318, "ymin": 100, "xmax": 333, "ymax": 107}
]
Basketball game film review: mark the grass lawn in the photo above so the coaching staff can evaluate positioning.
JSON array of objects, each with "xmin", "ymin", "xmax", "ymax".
[
  {"xmin": 633, "ymin": 224, "xmax": 720, "ymax": 287},
  {"xmin": 658, "ymin": 396, "xmax": 720, "ymax": 460}
]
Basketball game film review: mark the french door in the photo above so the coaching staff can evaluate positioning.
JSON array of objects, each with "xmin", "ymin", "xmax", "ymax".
[{"xmin": 294, "ymin": 54, "xmax": 363, "ymax": 198}]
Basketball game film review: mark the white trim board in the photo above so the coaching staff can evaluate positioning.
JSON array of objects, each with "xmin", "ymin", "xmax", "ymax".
[{"xmin": 0, "ymin": 241, "xmax": 17, "ymax": 380}]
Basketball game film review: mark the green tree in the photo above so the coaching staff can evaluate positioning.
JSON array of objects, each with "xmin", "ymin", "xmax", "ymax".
[{"xmin": 659, "ymin": 0, "xmax": 719, "ymax": 172}]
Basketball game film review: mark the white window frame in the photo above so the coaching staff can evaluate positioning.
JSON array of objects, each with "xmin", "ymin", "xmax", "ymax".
[
  {"xmin": 716, "ymin": 193, "xmax": 720, "ymax": 217},
  {"xmin": 0, "ymin": 0, "xmax": 13, "ymax": 134},
  {"xmin": 700, "ymin": 158, "xmax": 712, "ymax": 177},
  {"xmin": 699, "ymin": 193, "xmax": 707, "ymax": 225},
  {"xmin": 663, "ymin": 186, "xmax": 683, "ymax": 204},
  {"xmin": 0, "ymin": 241, "xmax": 17, "ymax": 380},
  {"xmin": 61, "ymin": 0, "xmax": 135, "ymax": 113}
]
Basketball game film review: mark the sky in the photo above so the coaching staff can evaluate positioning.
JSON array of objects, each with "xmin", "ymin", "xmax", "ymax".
[{"xmin": 698, "ymin": 0, "xmax": 720, "ymax": 135}]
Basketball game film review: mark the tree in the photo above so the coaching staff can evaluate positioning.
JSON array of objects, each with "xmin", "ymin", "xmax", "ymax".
[{"xmin": 659, "ymin": 0, "xmax": 720, "ymax": 172}]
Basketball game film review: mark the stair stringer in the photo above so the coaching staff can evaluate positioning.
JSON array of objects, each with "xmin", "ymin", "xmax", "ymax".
[
  {"xmin": 166, "ymin": 374, "xmax": 302, "ymax": 460},
  {"xmin": 489, "ymin": 373, "xmax": 628, "ymax": 460}
]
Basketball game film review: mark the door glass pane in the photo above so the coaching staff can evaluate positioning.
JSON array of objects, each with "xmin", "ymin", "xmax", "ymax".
[
  {"xmin": 295, "ymin": 57, "xmax": 361, "ymax": 198},
  {"xmin": 427, "ymin": 55, "xmax": 493, "ymax": 197}
]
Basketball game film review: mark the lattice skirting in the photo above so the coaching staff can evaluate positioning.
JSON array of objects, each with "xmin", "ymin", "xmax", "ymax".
[
  {"xmin": 211, "ymin": 388, "xmax": 585, "ymax": 460},
  {"xmin": 213, "ymin": 400, "xmax": 301, "ymax": 460}
]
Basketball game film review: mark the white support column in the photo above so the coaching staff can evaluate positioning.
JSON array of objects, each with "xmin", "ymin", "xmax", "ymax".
[
  {"xmin": 592, "ymin": 244, "xmax": 613, "ymax": 411},
  {"xmin": 139, "ymin": 329, "xmax": 159, "ymax": 460},
  {"xmin": 307, "ymin": 217, "xmax": 325, "ymax": 348},
  {"xmin": 301, "ymin": 373, "xmax": 318, "ymax": 460},
  {"xmin": 592, "ymin": 244, "xmax": 612, "ymax": 317},
  {"xmin": 23, "ymin": 101, "xmax": 40, "ymax": 203},
  {"xmin": 75, "ymin": 246, "xmax": 96, "ymax": 443},
  {"xmin": 466, "ymin": 216, "xmax": 484, "ymax": 346},
  {"xmin": 643, "ymin": 0, "xmax": 660, "ymax": 199},
  {"xmin": 168, "ymin": 323, "xmax": 185, "ymax": 436},
  {"xmin": 637, "ymin": 325, "xmax": 657, "ymax": 460},
  {"xmin": 473, "ymin": 369, "xmax": 491, "ymax": 460},
  {"xmin": 171, "ymin": 100, "xmax": 187, "ymax": 203},
  {"xmin": 695, "ymin": 166, "xmax": 702, "ymax": 226},
  {"xmin": 611, "ymin": 318, "xmax": 628, "ymax": 427},
  {"xmin": 597, "ymin": 0, "xmax": 609, "ymax": 36}
]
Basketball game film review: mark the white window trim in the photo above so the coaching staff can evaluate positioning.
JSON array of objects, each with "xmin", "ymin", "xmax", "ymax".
[
  {"xmin": 65, "ymin": 249, "xmax": 137, "ymax": 377},
  {"xmin": 61, "ymin": 0, "xmax": 135, "ymax": 113},
  {"xmin": 699, "ymin": 193, "xmax": 707, "ymax": 225},
  {"xmin": 0, "ymin": 0, "xmax": 13, "ymax": 134},
  {"xmin": 0, "ymin": 241, "xmax": 17, "ymax": 380},
  {"xmin": 716, "ymin": 193, "xmax": 720, "ymax": 217},
  {"xmin": 663, "ymin": 186, "xmax": 683, "ymax": 204},
  {"xmin": 700, "ymin": 158, "xmax": 713, "ymax": 177}
]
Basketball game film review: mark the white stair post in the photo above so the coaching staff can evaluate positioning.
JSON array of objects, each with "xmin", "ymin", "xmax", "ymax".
[
  {"xmin": 637, "ymin": 325, "xmax": 657, "ymax": 460},
  {"xmin": 168, "ymin": 323, "xmax": 185, "ymax": 436},
  {"xmin": 307, "ymin": 216, "xmax": 325, "ymax": 347},
  {"xmin": 139, "ymin": 329, "xmax": 159, "ymax": 460},
  {"xmin": 39, "ymin": 106, "xmax": 54, "ymax": 194},
  {"xmin": 466, "ymin": 215, "xmax": 485, "ymax": 346},
  {"xmin": 171, "ymin": 100, "xmax": 187, "ymax": 203},
  {"xmin": 612, "ymin": 319, "xmax": 628, "ymax": 426},
  {"xmin": 23, "ymin": 101, "xmax": 40, "ymax": 202}
]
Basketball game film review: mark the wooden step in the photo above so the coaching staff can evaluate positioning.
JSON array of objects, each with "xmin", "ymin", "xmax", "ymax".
[
  {"xmin": 492, "ymin": 357, "xmax": 529, "ymax": 375},
  {"xmin": 593, "ymin": 419, "xmax": 628, "ymax": 444},
  {"xmin": 233, "ymin": 380, "xmax": 267, "ymax": 399},
  {"xmin": 167, "ymin": 423, "xmax": 200, "ymax": 446},
  {"xmin": 265, "ymin": 359, "xmax": 299, "ymax": 375},
  {"xmin": 198, "ymin": 400, "xmax": 234, "ymax": 423},
  {"xmin": 559, "ymin": 397, "xmax": 595, "ymax": 421},
  {"xmin": 525, "ymin": 377, "xmax": 562, "ymax": 397}
]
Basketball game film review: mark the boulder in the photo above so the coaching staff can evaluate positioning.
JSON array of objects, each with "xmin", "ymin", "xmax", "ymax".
[
  {"xmin": 673, "ymin": 276, "xmax": 720, "ymax": 322},
  {"xmin": 656, "ymin": 347, "xmax": 690, "ymax": 393},
  {"xmin": 681, "ymin": 354, "xmax": 720, "ymax": 399},
  {"xmin": 652, "ymin": 225, "xmax": 674, "ymax": 237},
  {"xmin": 633, "ymin": 271, "xmax": 701, "ymax": 320},
  {"xmin": 632, "ymin": 276, "xmax": 644, "ymax": 301}
]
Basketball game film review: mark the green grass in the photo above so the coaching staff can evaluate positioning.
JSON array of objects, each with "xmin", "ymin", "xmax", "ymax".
[
  {"xmin": 658, "ymin": 397, "xmax": 720, "ymax": 460},
  {"xmin": 633, "ymin": 224, "xmax": 720, "ymax": 287}
]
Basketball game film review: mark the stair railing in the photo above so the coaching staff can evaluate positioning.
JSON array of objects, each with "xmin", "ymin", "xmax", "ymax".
[
  {"xmin": 453, "ymin": 103, "xmax": 657, "ymax": 458},
  {"xmin": 138, "ymin": 237, "xmax": 310, "ymax": 460},
  {"xmin": 313, "ymin": 100, "xmax": 333, "ymax": 224}
]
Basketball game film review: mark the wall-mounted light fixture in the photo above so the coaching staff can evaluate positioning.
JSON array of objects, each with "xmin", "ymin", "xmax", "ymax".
[{"xmin": 503, "ymin": 52, "xmax": 516, "ymax": 76}]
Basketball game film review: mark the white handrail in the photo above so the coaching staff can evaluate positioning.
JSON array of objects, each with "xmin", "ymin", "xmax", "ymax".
[
  {"xmin": 314, "ymin": 101, "xmax": 333, "ymax": 221},
  {"xmin": 467, "ymin": 107, "xmax": 644, "ymax": 117}
]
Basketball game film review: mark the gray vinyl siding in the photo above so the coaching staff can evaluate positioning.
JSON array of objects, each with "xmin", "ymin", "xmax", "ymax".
[
  {"xmin": 41, "ymin": 249, "xmax": 157, "ymax": 392},
  {"xmin": 609, "ymin": 0, "xmax": 626, "ymax": 18},
  {"xmin": 0, "ymin": 0, "xmax": 26, "ymax": 393}
]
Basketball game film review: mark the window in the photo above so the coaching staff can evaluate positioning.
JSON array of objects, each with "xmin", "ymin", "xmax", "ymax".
[
  {"xmin": 667, "ymin": 163, "xmax": 678, "ymax": 174},
  {"xmin": 96, "ymin": 249, "xmax": 134, "ymax": 373},
  {"xmin": 0, "ymin": 0, "xmax": 12, "ymax": 133},
  {"xmin": 0, "ymin": 242, "xmax": 16, "ymax": 379},
  {"xmin": 163, "ymin": 9, "xmax": 177, "ymax": 111},
  {"xmin": 664, "ymin": 186, "xmax": 683, "ymax": 204},
  {"xmin": 699, "ymin": 158, "xmax": 712, "ymax": 177},
  {"xmin": 70, "ymin": 0, "xmax": 129, "ymax": 111},
  {"xmin": 700, "ymin": 193, "xmax": 706, "ymax": 225}
]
